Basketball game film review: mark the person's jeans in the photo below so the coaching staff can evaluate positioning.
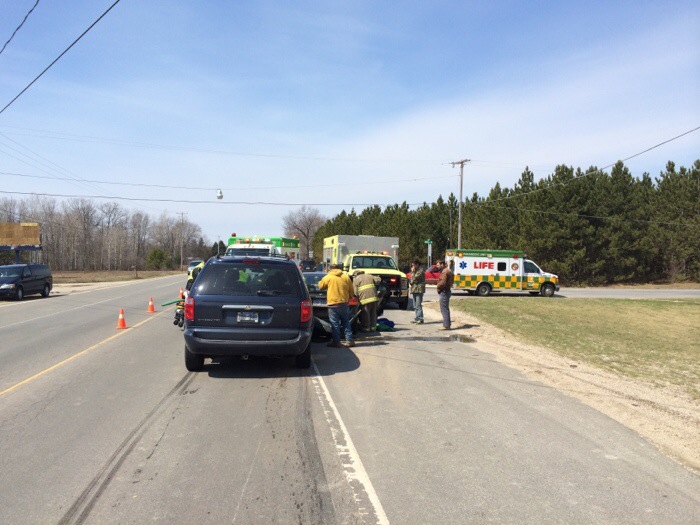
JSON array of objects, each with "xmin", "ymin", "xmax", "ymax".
[
  {"xmin": 328, "ymin": 303, "xmax": 353, "ymax": 343},
  {"xmin": 412, "ymin": 293, "xmax": 424, "ymax": 322},
  {"xmin": 439, "ymin": 290, "xmax": 451, "ymax": 328}
]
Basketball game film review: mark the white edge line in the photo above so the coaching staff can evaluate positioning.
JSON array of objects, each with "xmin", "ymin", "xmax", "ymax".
[{"xmin": 312, "ymin": 360, "xmax": 390, "ymax": 525}]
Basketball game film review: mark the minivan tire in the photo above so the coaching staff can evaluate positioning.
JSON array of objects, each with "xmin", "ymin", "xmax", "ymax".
[
  {"xmin": 185, "ymin": 346, "xmax": 204, "ymax": 371},
  {"xmin": 15, "ymin": 286, "xmax": 24, "ymax": 301},
  {"xmin": 295, "ymin": 342, "xmax": 311, "ymax": 369},
  {"xmin": 42, "ymin": 284, "xmax": 50, "ymax": 298}
]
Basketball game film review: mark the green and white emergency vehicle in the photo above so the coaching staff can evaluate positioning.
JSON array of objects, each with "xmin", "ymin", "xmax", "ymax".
[
  {"xmin": 226, "ymin": 235, "xmax": 300, "ymax": 260},
  {"xmin": 446, "ymin": 249, "xmax": 559, "ymax": 297}
]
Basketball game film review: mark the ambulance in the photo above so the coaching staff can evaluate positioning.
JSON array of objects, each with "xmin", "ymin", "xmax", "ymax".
[
  {"xmin": 225, "ymin": 234, "xmax": 300, "ymax": 261},
  {"xmin": 446, "ymin": 249, "xmax": 559, "ymax": 297}
]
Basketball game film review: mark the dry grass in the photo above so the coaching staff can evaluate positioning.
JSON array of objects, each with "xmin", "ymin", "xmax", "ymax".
[
  {"xmin": 53, "ymin": 270, "xmax": 183, "ymax": 283},
  {"xmin": 453, "ymin": 297, "xmax": 700, "ymax": 399}
]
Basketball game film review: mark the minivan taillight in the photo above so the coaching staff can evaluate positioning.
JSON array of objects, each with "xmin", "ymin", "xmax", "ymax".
[
  {"xmin": 300, "ymin": 299, "xmax": 312, "ymax": 323},
  {"xmin": 348, "ymin": 296, "xmax": 358, "ymax": 306},
  {"xmin": 184, "ymin": 296, "xmax": 195, "ymax": 321}
]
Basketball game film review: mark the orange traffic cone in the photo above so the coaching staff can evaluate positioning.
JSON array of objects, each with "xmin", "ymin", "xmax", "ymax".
[
  {"xmin": 147, "ymin": 297, "xmax": 156, "ymax": 313},
  {"xmin": 116, "ymin": 308, "xmax": 128, "ymax": 329},
  {"xmin": 179, "ymin": 287, "xmax": 184, "ymax": 299}
]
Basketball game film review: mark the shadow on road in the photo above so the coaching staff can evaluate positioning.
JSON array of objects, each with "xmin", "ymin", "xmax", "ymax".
[{"xmin": 203, "ymin": 341, "xmax": 362, "ymax": 380}]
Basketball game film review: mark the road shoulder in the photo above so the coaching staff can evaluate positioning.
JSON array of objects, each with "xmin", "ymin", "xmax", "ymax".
[{"xmin": 423, "ymin": 301, "xmax": 700, "ymax": 474}]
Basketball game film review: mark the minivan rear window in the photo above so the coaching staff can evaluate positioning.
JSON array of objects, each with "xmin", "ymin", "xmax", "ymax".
[{"xmin": 194, "ymin": 263, "xmax": 300, "ymax": 297}]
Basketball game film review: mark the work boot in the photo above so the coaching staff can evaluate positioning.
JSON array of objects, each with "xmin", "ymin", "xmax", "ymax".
[
  {"xmin": 344, "ymin": 341, "xmax": 356, "ymax": 348},
  {"xmin": 326, "ymin": 341, "xmax": 343, "ymax": 348}
]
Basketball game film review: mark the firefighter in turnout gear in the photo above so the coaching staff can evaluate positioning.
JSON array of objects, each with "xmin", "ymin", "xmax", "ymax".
[
  {"xmin": 353, "ymin": 270, "xmax": 381, "ymax": 332},
  {"xmin": 186, "ymin": 260, "xmax": 205, "ymax": 291}
]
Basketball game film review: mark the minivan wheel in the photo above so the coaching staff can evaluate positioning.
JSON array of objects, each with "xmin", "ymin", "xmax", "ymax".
[
  {"xmin": 185, "ymin": 346, "xmax": 204, "ymax": 372},
  {"xmin": 42, "ymin": 284, "xmax": 50, "ymax": 298},
  {"xmin": 15, "ymin": 286, "xmax": 24, "ymax": 301},
  {"xmin": 295, "ymin": 342, "xmax": 311, "ymax": 369}
]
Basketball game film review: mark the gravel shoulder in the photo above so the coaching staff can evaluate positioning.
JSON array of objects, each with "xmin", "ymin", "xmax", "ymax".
[{"xmin": 425, "ymin": 302, "xmax": 700, "ymax": 475}]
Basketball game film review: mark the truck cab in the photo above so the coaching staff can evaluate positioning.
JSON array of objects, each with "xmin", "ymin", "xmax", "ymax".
[{"xmin": 343, "ymin": 253, "xmax": 409, "ymax": 309}]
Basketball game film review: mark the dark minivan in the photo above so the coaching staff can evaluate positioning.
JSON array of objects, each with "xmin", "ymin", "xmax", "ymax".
[
  {"xmin": 183, "ymin": 255, "xmax": 313, "ymax": 371},
  {"xmin": 0, "ymin": 264, "xmax": 53, "ymax": 300}
]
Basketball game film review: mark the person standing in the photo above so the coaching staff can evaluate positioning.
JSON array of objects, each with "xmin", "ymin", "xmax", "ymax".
[
  {"xmin": 353, "ymin": 270, "xmax": 381, "ymax": 332},
  {"xmin": 319, "ymin": 264, "xmax": 356, "ymax": 348},
  {"xmin": 409, "ymin": 259, "xmax": 426, "ymax": 324},
  {"xmin": 436, "ymin": 259, "xmax": 454, "ymax": 330}
]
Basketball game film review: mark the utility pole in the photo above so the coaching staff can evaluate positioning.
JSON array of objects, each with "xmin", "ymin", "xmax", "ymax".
[
  {"xmin": 450, "ymin": 159, "xmax": 470, "ymax": 249},
  {"xmin": 176, "ymin": 212, "xmax": 187, "ymax": 270}
]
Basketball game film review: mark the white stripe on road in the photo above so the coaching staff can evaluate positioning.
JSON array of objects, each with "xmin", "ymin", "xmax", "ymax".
[{"xmin": 312, "ymin": 360, "xmax": 390, "ymax": 525}]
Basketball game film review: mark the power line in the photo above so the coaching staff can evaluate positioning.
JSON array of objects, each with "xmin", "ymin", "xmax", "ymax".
[
  {"xmin": 0, "ymin": 0, "xmax": 121, "ymax": 116},
  {"xmin": 0, "ymin": 125, "xmax": 446, "ymax": 164},
  {"xmin": 0, "ymin": 190, "xmax": 695, "ymax": 228},
  {"xmin": 0, "ymin": 0, "xmax": 40, "ymax": 56},
  {"xmin": 0, "ymin": 169, "xmax": 457, "ymax": 192},
  {"xmin": 489, "ymin": 126, "xmax": 700, "ymax": 204}
]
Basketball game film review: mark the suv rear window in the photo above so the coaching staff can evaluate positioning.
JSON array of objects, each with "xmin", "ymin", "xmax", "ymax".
[{"xmin": 194, "ymin": 262, "xmax": 301, "ymax": 297}]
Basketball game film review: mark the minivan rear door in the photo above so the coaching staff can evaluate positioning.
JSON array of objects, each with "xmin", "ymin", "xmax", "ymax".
[{"xmin": 190, "ymin": 261, "xmax": 307, "ymax": 341}]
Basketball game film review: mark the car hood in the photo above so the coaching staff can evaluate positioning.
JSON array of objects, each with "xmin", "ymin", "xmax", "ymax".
[{"xmin": 0, "ymin": 276, "xmax": 19, "ymax": 285}]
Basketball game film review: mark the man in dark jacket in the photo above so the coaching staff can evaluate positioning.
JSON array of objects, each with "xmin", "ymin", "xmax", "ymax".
[
  {"xmin": 436, "ymin": 259, "xmax": 454, "ymax": 330},
  {"xmin": 409, "ymin": 259, "xmax": 426, "ymax": 324},
  {"xmin": 353, "ymin": 270, "xmax": 381, "ymax": 332}
]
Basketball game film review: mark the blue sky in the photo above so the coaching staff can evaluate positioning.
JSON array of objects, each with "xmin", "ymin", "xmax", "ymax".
[{"xmin": 1, "ymin": 0, "xmax": 698, "ymax": 243}]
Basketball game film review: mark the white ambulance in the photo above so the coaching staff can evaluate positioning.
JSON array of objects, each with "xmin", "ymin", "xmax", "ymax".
[{"xmin": 445, "ymin": 249, "xmax": 559, "ymax": 297}]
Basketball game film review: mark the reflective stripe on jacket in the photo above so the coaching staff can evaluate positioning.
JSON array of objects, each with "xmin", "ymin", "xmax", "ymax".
[{"xmin": 353, "ymin": 273, "xmax": 381, "ymax": 305}]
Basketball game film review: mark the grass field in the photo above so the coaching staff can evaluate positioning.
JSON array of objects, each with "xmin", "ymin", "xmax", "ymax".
[
  {"xmin": 53, "ymin": 270, "xmax": 183, "ymax": 283},
  {"xmin": 452, "ymin": 297, "xmax": 700, "ymax": 400}
]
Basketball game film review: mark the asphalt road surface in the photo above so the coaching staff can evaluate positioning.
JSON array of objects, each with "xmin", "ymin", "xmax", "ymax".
[{"xmin": 1, "ymin": 276, "xmax": 698, "ymax": 524}]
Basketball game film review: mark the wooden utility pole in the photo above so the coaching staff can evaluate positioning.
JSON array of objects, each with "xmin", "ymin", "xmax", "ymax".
[{"xmin": 450, "ymin": 159, "xmax": 470, "ymax": 249}]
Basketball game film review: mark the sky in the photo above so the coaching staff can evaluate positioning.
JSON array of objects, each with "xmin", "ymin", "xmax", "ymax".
[{"xmin": 1, "ymin": 0, "xmax": 698, "ymax": 244}]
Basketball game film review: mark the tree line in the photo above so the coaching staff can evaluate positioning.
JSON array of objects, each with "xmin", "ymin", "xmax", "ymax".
[
  {"xmin": 0, "ymin": 197, "xmax": 216, "ymax": 270},
  {"xmin": 313, "ymin": 160, "xmax": 699, "ymax": 285}
]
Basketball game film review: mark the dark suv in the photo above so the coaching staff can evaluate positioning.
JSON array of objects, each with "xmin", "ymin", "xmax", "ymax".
[
  {"xmin": 183, "ymin": 255, "xmax": 313, "ymax": 371},
  {"xmin": 0, "ymin": 264, "xmax": 53, "ymax": 300},
  {"xmin": 298, "ymin": 259, "xmax": 317, "ymax": 272}
]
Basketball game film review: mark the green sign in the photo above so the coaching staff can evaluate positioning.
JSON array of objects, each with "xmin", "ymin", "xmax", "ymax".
[{"xmin": 424, "ymin": 240, "xmax": 433, "ymax": 244}]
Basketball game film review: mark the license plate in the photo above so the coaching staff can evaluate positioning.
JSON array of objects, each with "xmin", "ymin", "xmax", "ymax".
[{"xmin": 237, "ymin": 311, "xmax": 259, "ymax": 323}]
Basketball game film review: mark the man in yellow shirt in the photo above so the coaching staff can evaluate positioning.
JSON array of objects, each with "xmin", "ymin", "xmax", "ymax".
[{"xmin": 319, "ymin": 264, "xmax": 355, "ymax": 348}]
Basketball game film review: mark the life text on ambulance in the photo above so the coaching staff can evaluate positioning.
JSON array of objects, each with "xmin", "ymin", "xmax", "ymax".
[{"xmin": 446, "ymin": 249, "xmax": 559, "ymax": 297}]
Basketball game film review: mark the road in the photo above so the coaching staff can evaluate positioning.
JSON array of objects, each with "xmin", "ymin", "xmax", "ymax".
[{"xmin": 1, "ymin": 276, "xmax": 698, "ymax": 524}]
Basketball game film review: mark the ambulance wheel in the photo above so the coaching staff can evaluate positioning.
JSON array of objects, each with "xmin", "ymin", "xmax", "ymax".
[
  {"xmin": 540, "ymin": 283, "xmax": 556, "ymax": 297},
  {"xmin": 476, "ymin": 283, "xmax": 491, "ymax": 297}
]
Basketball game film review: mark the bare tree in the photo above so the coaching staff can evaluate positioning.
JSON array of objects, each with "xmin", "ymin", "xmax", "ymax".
[{"xmin": 282, "ymin": 206, "xmax": 326, "ymax": 259}]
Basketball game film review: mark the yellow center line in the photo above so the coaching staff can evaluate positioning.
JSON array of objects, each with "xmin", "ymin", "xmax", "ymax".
[{"xmin": 0, "ymin": 308, "xmax": 173, "ymax": 398}]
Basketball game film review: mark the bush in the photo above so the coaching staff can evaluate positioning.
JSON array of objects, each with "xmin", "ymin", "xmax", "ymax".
[{"xmin": 145, "ymin": 248, "xmax": 172, "ymax": 270}]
